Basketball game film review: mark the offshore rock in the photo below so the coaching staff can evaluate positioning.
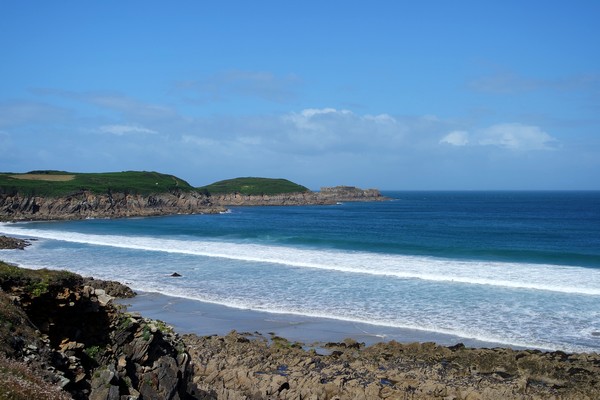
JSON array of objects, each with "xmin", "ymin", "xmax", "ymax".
[{"xmin": 0, "ymin": 235, "xmax": 31, "ymax": 249}]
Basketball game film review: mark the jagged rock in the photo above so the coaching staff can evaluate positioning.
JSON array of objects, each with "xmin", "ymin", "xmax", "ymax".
[
  {"xmin": 0, "ymin": 190, "xmax": 224, "ymax": 221},
  {"xmin": 83, "ymin": 278, "xmax": 136, "ymax": 298},
  {"xmin": 182, "ymin": 331, "xmax": 600, "ymax": 400},
  {"xmin": 89, "ymin": 366, "xmax": 120, "ymax": 400},
  {"xmin": 0, "ymin": 266, "xmax": 196, "ymax": 400},
  {"xmin": 208, "ymin": 186, "xmax": 387, "ymax": 207},
  {"xmin": 0, "ymin": 235, "xmax": 31, "ymax": 249}
]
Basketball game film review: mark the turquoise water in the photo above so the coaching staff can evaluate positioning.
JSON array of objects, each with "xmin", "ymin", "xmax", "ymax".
[{"xmin": 1, "ymin": 191, "xmax": 599, "ymax": 352}]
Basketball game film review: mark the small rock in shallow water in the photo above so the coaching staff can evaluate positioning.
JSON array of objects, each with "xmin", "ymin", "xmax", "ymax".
[{"xmin": 171, "ymin": 272, "xmax": 182, "ymax": 277}]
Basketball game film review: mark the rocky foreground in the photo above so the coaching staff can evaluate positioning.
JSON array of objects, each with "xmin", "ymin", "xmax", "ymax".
[
  {"xmin": 0, "ymin": 259, "xmax": 599, "ymax": 399},
  {"xmin": 185, "ymin": 332, "xmax": 600, "ymax": 399}
]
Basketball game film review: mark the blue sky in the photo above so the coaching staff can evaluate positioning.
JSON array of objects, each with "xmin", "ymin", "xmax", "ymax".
[{"xmin": 1, "ymin": 1, "xmax": 599, "ymax": 190}]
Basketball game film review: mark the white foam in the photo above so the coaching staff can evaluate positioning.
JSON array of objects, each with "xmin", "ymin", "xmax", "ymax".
[
  {"xmin": 126, "ymin": 281, "xmax": 577, "ymax": 352},
  {"xmin": 4, "ymin": 246, "xmax": 598, "ymax": 353},
  {"xmin": 1, "ymin": 223, "xmax": 599, "ymax": 296}
]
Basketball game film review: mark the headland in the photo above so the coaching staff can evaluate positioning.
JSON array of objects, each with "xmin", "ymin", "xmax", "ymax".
[{"xmin": 0, "ymin": 172, "xmax": 386, "ymax": 221}]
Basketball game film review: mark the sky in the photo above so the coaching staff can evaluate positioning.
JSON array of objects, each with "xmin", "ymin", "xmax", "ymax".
[{"xmin": 1, "ymin": 1, "xmax": 599, "ymax": 190}]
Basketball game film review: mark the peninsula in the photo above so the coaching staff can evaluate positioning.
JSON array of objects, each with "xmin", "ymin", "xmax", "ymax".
[{"xmin": 0, "ymin": 171, "xmax": 385, "ymax": 221}]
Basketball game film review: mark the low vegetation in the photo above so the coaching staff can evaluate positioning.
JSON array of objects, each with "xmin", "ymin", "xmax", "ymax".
[
  {"xmin": 0, "ymin": 170, "xmax": 194, "ymax": 197},
  {"xmin": 198, "ymin": 177, "xmax": 310, "ymax": 195},
  {"xmin": 0, "ymin": 261, "xmax": 81, "ymax": 298},
  {"xmin": 0, "ymin": 170, "xmax": 313, "ymax": 199},
  {"xmin": 0, "ymin": 264, "xmax": 72, "ymax": 400}
]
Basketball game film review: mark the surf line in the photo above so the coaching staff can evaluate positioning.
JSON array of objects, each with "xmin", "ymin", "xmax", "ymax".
[{"xmin": 1, "ymin": 225, "xmax": 599, "ymax": 296}]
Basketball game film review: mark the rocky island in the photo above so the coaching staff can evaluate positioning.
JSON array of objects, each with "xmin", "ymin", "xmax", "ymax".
[{"xmin": 0, "ymin": 172, "xmax": 386, "ymax": 221}]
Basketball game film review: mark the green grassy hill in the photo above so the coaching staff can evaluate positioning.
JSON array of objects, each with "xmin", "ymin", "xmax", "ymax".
[
  {"xmin": 0, "ymin": 171, "xmax": 194, "ymax": 197},
  {"xmin": 198, "ymin": 177, "xmax": 310, "ymax": 195}
]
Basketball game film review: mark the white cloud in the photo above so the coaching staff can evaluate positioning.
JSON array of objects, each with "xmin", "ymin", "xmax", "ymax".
[
  {"xmin": 478, "ymin": 123, "xmax": 557, "ymax": 151},
  {"xmin": 440, "ymin": 130, "xmax": 469, "ymax": 146},
  {"xmin": 280, "ymin": 108, "xmax": 409, "ymax": 153},
  {"xmin": 99, "ymin": 124, "xmax": 158, "ymax": 136}
]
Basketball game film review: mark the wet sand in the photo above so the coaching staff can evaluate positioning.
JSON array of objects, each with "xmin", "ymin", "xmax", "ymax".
[{"xmin": 118, "ymin": 291, "xmax": 517, "ymax": 349}]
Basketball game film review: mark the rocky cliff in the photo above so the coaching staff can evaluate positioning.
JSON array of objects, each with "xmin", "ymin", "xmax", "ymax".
[
  {"xmin": 210, "ymin": 186, "xmax": 386, "ymax": 207},
  {"xmin": 0, "ymin": 262, "xmax": 200, "ymax": 399},
  {"xmin": 0, "ymin": 183, "xmax": 386, "ymax": 221},
  {"xmin": 0, "ymin": 190, "xmax": 224, "ymax": 221}
]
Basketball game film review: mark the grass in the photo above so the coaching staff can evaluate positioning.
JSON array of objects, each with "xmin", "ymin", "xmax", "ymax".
[
  {"xmin": 9, "ymin": 174, "xmax": 75, "ymax": 182},
  {"xmin": 0, "ymin": 261, "xmax": 81, "ymax": 298},
  {"xmin": 0, "ymin": 170, "xmax": 194, "ymax": 197},
  {"xmin": 198, "ymin": 177, "xmax": 310, "ymax": 195},
  {"xmin": 0, "ymin": 268, "xmax": 71, "ymax": 400},
  {"xmin": 1, "ymin": 170, "xmax": 311, "ymax": 198}
]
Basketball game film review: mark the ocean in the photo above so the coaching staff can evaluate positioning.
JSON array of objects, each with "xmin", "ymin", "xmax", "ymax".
[{"xmin": 1, "ymin": 191, "xmax": 599, "ymax": 353}]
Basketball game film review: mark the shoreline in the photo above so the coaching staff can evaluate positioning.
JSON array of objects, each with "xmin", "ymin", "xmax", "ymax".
[
  {"xmin": 3, "ymin": 250, "xmax": 600, "ymax": 398},
  {"xmin": 118, "ymin": 290, "xmax": 535, "ymax": 351}
]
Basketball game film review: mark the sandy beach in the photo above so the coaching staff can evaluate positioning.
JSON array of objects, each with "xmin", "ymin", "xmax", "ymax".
[{"xmin": 118, "ymin": 290, "xmax": 523, "ymax": 350}]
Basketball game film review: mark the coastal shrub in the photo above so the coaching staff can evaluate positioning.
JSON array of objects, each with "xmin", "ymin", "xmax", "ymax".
[
  {"xmin": 142, "ymin": 326, "xmax": 152, "ymax": 341},
  {"xmin": 0, "ymin": 292, "xmax": 36, "ymax": 355},
  {"xmin": 0, "ymin": 262, "xmax": 81, "ymax": 297},
  {"xmin": 198, "ymin": 177, "xmax": 310, "ymax": 195},
  {"xmin": 84, "ymin": 345, "xmax": 103, "ymax": 361}
]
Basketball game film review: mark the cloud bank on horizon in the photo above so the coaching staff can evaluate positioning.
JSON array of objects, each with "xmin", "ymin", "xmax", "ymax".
[{"xmin": 1, "ymin": 2, "xmax": 598, "ymax": 190}]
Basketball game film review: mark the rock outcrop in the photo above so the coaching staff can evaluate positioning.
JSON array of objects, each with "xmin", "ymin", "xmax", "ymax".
[
  {"xmin": 0, "ymin": 190, "xmax": 225, "ymax": 221},
  {"xmin": 0, "ymin": 184, "xmax": 386, "ymax": 221},
  {"xmin": 0, "ymin": 264, "xmax": 197, "ymax": 399},
  {"xmin": 210, "ymin": 186, "xmax": 386, "ymax": 207},
  {"xmin": 184, "ymin": 332, "xmax": 600, "ymax": 400},
  {"xmin": 0, "ymin": 235, "xmax": 31, "ymax": 249}
]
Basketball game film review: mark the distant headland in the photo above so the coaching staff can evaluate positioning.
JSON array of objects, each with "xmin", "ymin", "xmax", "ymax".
[{"xmin": 0, "ymin": 171, "xmax": 386, "ymax": 221}]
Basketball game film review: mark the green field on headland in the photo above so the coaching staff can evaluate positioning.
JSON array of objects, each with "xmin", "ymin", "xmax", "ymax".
[
  {"xmin": 0, "ymin": 171, "xmax": 310, "ymax": 198},
  {"xmin": 0, "ymin": 170, "xmax": 194, "ymax": 197}
]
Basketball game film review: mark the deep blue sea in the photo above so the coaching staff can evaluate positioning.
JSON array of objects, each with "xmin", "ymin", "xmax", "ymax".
[{"xmin": 1, "ymin": 191, "xmax": 599, "ymax": 353}]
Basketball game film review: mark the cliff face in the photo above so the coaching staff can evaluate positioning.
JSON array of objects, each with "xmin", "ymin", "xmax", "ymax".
[
  {"xmin": 318, "ymin": 186, "xmax": 385, "ymax": 202},
  {"xmin": 0, "ymin": 185, "xmax": 386, "ymax": 221},
  {"xmin": 210, "ymin": 186, "xmax": 386, "ymax": 207},
  {"xmin": 0, "ymin": 190, "xmax": 224, "ymax": 221},
  {"xmin": 0, "ymin": 264, "xmax": 198, "ymax": 400}
]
